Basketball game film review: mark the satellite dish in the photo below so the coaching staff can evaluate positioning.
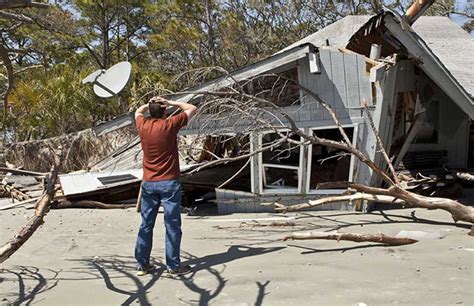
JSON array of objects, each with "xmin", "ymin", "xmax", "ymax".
[{"xmin": 82, "ymin": 61, "xmax": 132, "ymax": 98}]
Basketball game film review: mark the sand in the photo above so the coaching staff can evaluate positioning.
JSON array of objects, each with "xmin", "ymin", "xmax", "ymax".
[{"xmin": 1, "ymin": 202, "xmax": 473, "ymax": 305}]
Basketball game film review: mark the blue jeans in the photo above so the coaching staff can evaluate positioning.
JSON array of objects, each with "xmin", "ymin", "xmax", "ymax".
[{"xmin": 135, "ymin": 179, "xmax": 182, "ymax": 270}]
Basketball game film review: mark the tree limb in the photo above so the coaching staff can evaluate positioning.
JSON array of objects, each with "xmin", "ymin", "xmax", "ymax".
[
  {"xmin": 283, "ymin": 231, "xmax": 418, "ymax": 246},
  {"xmin": 0, "ymin": 151, "xmax": 62, "ymax": 263},
  {"xmin": 274, "ymin": 192, "xmax": 404, "ymax": 212}
]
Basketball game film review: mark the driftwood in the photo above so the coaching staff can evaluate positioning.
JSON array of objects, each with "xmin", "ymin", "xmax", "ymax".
[
  {"xmin": 283, "ymin": 231, "xmax": 418, "ymax": 246},
  {"xmin": 52, "ymin": 200, "xmax": 135, "ymax": 209},
  {"xmin": 0, "ymin": 157, "xmax": 61, "ymax": 263}
]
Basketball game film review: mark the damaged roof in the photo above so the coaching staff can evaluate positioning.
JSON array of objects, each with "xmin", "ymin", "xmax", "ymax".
[
  {"xmin": 277, "ymin": 15, "xmax": 372, "ymax": 53},
  {"xmin": 412, "ymin": 16, "xmax": 474, "ymax": 99},
  {"xmin": 94, "ymin": 12, "xmax": 474, "ymax": 135},
  {"xmin": 281, "ymin": 13, "xmax": 473, "ymax": 104}
]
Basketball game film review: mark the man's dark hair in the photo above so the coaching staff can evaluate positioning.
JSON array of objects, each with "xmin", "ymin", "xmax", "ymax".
[{"xmin": 149, "ymin": 102, "xmax": 166, "ymax": 118}]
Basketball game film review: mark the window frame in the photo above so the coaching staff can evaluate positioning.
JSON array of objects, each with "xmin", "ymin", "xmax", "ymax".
[
  {"xmin": 305, "ymin": 124, "xmax": 358, "ymax": 195},
  {"xmin": 257, "ymin": 129, "xmax": 304, "ymax": 194}
]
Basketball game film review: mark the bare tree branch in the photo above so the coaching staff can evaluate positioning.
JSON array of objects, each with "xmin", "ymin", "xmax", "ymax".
[{"xmin": 283, "ymin": 231, "xmax": 418, "ymax": 246}]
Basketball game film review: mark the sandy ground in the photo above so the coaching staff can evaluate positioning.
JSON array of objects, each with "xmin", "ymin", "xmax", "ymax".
[{"xmin": 0, "ymin": 201, "xmax": 473, "ymax": 306}]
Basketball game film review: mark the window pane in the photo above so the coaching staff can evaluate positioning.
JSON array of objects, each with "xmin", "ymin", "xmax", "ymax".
[
  {"xmin": 261, "ymin": 132, "xmax": 300, "ymax": 166},
  {"xmin": 309, "ymin": 128, "xmax": 354, "ymax": 189},
  {"xmin": 263, "ymin": 166, "xmax": 298, "ymax": 189}
]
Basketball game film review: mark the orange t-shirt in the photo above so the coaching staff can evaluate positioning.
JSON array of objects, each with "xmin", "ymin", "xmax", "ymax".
[{"xmin": 136, "ymin": 112, "xmax": 188, "ymax": 181}]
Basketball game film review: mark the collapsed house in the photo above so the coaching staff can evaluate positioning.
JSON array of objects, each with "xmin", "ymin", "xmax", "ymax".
[
  {"xmin": 76, "ymin": 10, "xmax": 473, "ymax": 213},
  {"xmin": 5, "ymin": 8, "xmax": 473, "ymax": 214}
]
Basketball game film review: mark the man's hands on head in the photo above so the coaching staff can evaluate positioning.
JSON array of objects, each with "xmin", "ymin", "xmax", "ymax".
[
  {"xmin": 149, "ymin": 96, "xmax": 170, "ymax": 106},
  {"xmin": 147, "ymin": 96, "xmax": 198, "ymax": 121}
]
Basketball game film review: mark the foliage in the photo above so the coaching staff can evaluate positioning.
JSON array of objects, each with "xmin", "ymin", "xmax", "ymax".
[
  {"xmin": 1, "ymin": 0, "xmax": 471, "ymax": 142},
  {"xmin": 5, "ymin": 65, "xmax": 120, "ymax": 141}
]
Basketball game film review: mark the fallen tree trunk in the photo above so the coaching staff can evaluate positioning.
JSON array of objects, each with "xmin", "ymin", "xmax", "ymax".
[
  {"xmin": 351, "ymin": 184, "xmax": 474, "ymax": 224},
  {"xmin": 52, "ymin": 200, "xmax": 135, "ymax": 209},
  {"xmin": 0, "ymin": 158, "xmax": 60, "ymax": 264},
  {"xmin": 283, "ymin": 231, "xmax": 418, "ymax": 246},
  {"xmin": 274, "ymin": 192, "xmax": 404, "ymax": 212},
  {"xmin": 275, "ymin": 183, "xmax": 474, "ymax": 224}
]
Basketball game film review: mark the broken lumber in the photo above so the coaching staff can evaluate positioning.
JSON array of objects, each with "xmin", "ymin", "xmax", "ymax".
[
  {"xmin": 51, "ymin": 200, "xmax": 135, "ymax": 209},
  {"xmin": 0, "ymin": 167, "xmax": 46, "ymax": 177},
  {"xmin": 0, "ymin": 197, "xmax": 39, "ymax": 210},
  {"xmin": 1, "ymin": 183, "xmax": 32, "ymax": 201},
  {"xmin": 283, "ymin": 231, "xmax": 418, "ymax": 246}
]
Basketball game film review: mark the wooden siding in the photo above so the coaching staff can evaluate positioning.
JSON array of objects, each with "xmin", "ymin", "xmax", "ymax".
[
  {"xmin": 182, "ymin": 48, "xmax": 374, "ymax": 134},
  {"xmin": 296, "ymin": 48, "xmax": 372, "ymax": 121}
]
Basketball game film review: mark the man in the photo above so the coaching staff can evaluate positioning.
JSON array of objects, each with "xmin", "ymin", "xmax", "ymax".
[{"xmin": 134, "ymin": 96, "xmax": 197, "ymax": 276}]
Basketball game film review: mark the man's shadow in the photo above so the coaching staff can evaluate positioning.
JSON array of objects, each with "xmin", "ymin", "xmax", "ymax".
[
  {"xmin": 74, "ymin": 245, "xmax": 284, "ymax": 306},
  {"xmin": 173, "ymin": 245, "xmax": 284, "ymax": 306},
  {"xmin": 70, "ymin": 255, "xmax": 165, "ymax": 306}
]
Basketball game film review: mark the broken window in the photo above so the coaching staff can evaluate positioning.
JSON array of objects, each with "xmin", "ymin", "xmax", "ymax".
[
  {"xmin": 260, "ymin": 131, "xmax": 302, "ymax": 192},
  {"xmin": 308, "ymin": 127, "xmax": 354, "ymax": 190}
]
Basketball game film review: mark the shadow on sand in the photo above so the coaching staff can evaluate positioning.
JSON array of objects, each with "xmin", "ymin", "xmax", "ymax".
[
  {"xmin": 60, "ymin": 245, "xmax": 284, "ymax": 306},
  {"xmin": 175, "ymin": 245, "xmax": 284, "ymax": 306},
  {"xmin": 0, "ymin": 266, "xmax": 60, "ymax": 305}
]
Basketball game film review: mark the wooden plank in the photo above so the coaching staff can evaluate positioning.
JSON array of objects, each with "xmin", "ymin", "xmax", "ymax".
[
  {"xmin": 330, "ymin": 51, "xmax": 348, "ymax": 110},
  {"xmin": 349, "ymin": 109, "xmax": 362, "ymax": 118},
  {"xmin": 250, "ymin": 134, "xmax": 259, "ymax": 194},
  {"xmin": 357, "ymin": 56, "xmax": 372, "ymax": 105},
  {"xmin": 297, "ymin": 59, "xmax": 312, "ymax": 121},
  {"xmin": 0, "ymin": 167, "xmax": 46, "ymax": 177},
  {"xmin": 344, "ymin": 53, "xmax": 361, "ymax": 108},
  {"xmin": 310, "ymin": 106, "xmax": 324, "ymax": 121},
  {"xmin": 318, "ymin": 49, "xmax": 335, "ymax": 120},
  {"xmin": 0, "ymin": 197, "xmax": 39, "ymax": 211},
  {"xmin": 393, "ymin": 113, "xmax": 426, "ymax": 168}
]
